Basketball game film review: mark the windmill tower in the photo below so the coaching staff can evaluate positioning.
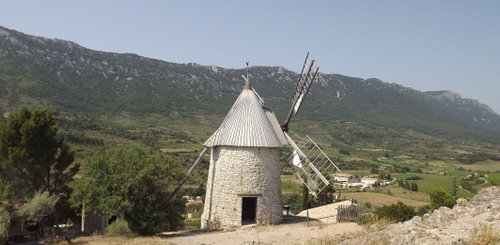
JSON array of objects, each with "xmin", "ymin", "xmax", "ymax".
[
  {"xmin": 199, "ymin": 65, "xmax": 287, "ymax": 229},
  {"xmin": 176, "ymin": 54, "xmax": 340, "ymax": 230}
]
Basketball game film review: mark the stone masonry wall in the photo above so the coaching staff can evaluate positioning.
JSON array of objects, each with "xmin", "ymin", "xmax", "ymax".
[{"xmin": 201, "ymin": 146, "xmax": 282, "ymax": 230}]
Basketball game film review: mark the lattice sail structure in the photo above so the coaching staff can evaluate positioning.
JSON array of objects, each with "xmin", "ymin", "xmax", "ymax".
[{"xmin": 285, "ymin": 134, "xmax": 341, "ymax": 198}]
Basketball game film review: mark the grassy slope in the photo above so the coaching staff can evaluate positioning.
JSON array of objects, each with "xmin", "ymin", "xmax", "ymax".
[{"xmin": 487, "ymin": 172, "xmax": 500, "ymax": 184}]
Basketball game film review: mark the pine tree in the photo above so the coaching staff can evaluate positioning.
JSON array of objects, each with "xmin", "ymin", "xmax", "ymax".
[{"xmin": 0, "ymin": 107, "xmax": 78, "ymax": 195}]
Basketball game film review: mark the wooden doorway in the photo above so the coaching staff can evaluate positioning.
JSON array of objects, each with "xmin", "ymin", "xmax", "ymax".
[{"xmin": 241, "ymin": 197, "xmax": 257, "ymax": 225}]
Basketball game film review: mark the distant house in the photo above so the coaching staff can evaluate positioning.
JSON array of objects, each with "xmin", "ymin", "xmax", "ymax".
[
  {"xmin": 361, "ymin": 177, "xmax": 378, "ymax": 187},
  {"xmin": 338, "ymin": 175, "xmax": 363, "ymax": 188},
  {"xmin": 333, "ymin": 173, "xmax": 353, "ymax": 182},
  {"xmin": 347, "ymin": 175, "xmax": 361, "ymax": 184}
]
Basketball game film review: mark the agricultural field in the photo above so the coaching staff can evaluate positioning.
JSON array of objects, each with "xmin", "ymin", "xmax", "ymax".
[
  {"xmin": 486, "ymin": 171, "xmax": 500, "ymax": 184},
  {"xmin": 340, "ymin": 191, "xmax": 429, "ymax": 208},
  {"xmin": 393, "ymin": 172, "xmax": 457, "ymax": 193},
  {"xmin": 452, "ymin": 160, "xmax": 500, "ymax": 172}
]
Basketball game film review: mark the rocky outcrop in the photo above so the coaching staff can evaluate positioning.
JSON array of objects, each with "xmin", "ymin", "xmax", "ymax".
[{"xmin": 341, "ymin": 187, "xmax": 500, "ymax": 245}]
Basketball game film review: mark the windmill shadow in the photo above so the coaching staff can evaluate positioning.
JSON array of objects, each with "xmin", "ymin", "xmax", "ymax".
[{"xmin": 281, "ymin": 215, "xmax": 320, "ymax": 224}]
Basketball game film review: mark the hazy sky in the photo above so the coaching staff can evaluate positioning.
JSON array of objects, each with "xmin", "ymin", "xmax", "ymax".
[{"xmin": 1, "ymin": 1, "xmax": 499, "ymax": 112}]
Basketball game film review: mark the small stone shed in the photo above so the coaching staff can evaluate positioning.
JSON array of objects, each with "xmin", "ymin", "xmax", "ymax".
[{"xmin": 200, "ymin": 80, "xmax": 287, "ymax": 230}]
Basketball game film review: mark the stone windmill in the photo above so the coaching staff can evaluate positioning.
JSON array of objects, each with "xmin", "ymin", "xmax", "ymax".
[{"xmin": 175, "ymin": 54, "xmax": 340, "ymax": 230}]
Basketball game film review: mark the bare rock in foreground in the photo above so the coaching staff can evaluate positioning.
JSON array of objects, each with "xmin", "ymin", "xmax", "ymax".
[{"xmin": 341, "ymin": 186, "xmax": 500, "ymax": 245}]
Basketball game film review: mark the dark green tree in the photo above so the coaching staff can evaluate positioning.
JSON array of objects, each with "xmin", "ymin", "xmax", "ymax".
[
  {"xmin": 301, "ymin": 183, "xmax": 310, "ymax": 210},
  {"xmin": 0, "ymin": 107, "xmax": 78, "ymax": 195},
  {"xmin": 429, "ymin": 189, "xmax": 455, "ymax": 209},
  {"xmin": 374, "ymin": 201, "xmax": 416, "ymax": 222},
  {"xmin": 410, "ymin": 182, "xmax": 418, "ymax": 192},
  {"xmin": 310, "ymin": 184, "xmax": 335, "ymax": 207},
  {"xmin": 69, "ymin": 145, "xmax": 185, "ymax": 235},
  {"xmin": 451, "ymin": 177, "xmax": 458, "ymax": 197}
]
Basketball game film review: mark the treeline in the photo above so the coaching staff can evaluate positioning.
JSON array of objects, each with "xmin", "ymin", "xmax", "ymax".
[
  {"xmin": 457, "ymin": 152, "xmax": 500, "ymax": 164},
  {"xmin": 397, "ymin": 178, "xmax": 419, "ymax": 192}
]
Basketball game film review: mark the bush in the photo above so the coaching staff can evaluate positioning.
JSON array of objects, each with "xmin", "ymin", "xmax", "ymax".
[
  {"xmin": 106, "ymin": 219, "xmax": 133, "ymax": 236},
  {"xmin": 364, "ymin": 202, "xmax": 372, "ymax": 209},
  {"xmin": 357, "ymin": 213, "xmax": 377, "ymax": 225},
  {"xmin": 339, "ymin": 147, "xmax": 351, "ymax": 155},
  {"xmin": 0, "ymin": 206, "xmax": 10, "ymax": 240},
  {"xmin": 18, "ymin": 191, "xmax": 58, "ymax": 221},
  {"xmin": 417, "ymin": 205, "xmax": 430, "ymax": 216},
  {"xmin": 282, "ymin": 192, "xmax": 302, "ymax": 214},
  {"xmin": 374, "ymin": 201, "xmax": 416, "ymax": 222},
  {"xmin": 429, "ymin": 189, "xmax": 455, "ymax": 209}
]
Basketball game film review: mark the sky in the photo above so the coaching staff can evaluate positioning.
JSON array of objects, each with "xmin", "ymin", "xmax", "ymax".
[{"xmin": 1, "ymin": 1, "xmax": 499, "ymax": 113}]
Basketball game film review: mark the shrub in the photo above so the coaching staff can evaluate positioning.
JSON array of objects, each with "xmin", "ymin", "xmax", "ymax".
[
  {"xmin": 417, "ymin": 205, "xmax": 430, "ymax": 216},
  {"xmin": 374, "ymin": 201, "xmax": 416, "ymax": 222},
  {"xmin": 429, "ymin": 189, "xmax": 455, "ymax": 209},
  {"xmin": 468, "ymin": 223, "xmax": 500, "ymax": 245},
  {"xmin": 364, "ymin": 202, "xmax": 372, "ymax": 209},
  {"xmin": 339, "ymin": 147, "xmax": 351, "ymax": 155},
  {"xmin": 282, "ymin": 192, "xmax": 302, "ymax": 214},
  {"xmin": 17, "ymin": 191, "xmax": 58, "ymax": 223},
  {"xmin": 0, "ymin": 206, "xmax": 10, "ymax": 240},
  {"xmin": 357, "ymin": 213, "xmax": 377, "ymax": 225},
  {"xmin": 106, "ymin": 219, "xmax": 133, "ymax": 236}
]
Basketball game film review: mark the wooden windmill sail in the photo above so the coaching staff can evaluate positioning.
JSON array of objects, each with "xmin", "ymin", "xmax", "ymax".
[{"xmin": 280, "ymin": 53, "xmax": 341, "ymax": 197}]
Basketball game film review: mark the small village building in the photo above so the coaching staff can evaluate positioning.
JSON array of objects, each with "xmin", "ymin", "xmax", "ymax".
[
  {"xmin": 200, "ymin": 80, "xmax": 287, "ymax": 230},
  {"xmin": 347, "ymin": 175, "xmax": 361, "ymax": 184},
  {"xmin": 361, "ymin": 177, "xmax": 378, "ymax": 187},
  {"xmin": 333, "ymin": 173, "xmax": 353, "ymax": 182}
]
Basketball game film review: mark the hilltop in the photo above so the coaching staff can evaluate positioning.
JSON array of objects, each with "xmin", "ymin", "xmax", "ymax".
[{"xmin": 1, "ymin": 25, "xmax": 500, "ymax": 167}]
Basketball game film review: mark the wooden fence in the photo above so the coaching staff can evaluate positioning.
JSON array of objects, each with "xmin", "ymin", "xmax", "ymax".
[{"xmin": 336, "ymin": 204, "xmax": 358, "ymax": 222}]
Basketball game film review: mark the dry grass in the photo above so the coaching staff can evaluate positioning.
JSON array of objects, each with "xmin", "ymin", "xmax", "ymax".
[
  {"xmin": 468, "ymin": 223, "xmax": 500, "ymax": 245},
  {"xmin": 303, "ymin": 218, "xmax": 392, "ymax": 245},
  {"xmin": 58, "ymin": 235, "xmax": 167, "ymax": 245}
]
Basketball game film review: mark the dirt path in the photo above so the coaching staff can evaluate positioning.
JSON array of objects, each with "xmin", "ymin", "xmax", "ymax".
[
  {"xmin": 67, "ymin": 221, "xmax": 363, "ymax": 245},
  {"xmin": 164, "ymin": 221, "xmax": 362, "ymax": 245}
]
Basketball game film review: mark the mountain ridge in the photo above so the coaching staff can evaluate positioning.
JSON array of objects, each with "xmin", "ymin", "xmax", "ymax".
[{"xmin": 1, "ymin": 25, "xmax": 500, "ymax": 150}]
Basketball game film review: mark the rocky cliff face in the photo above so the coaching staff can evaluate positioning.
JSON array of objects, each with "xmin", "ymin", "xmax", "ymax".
[{"xmin": 341, "ymin": 187, "xmax": 500, "ymax": 245}]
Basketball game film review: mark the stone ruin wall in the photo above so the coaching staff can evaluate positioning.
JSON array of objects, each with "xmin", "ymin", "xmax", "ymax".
[{"xmin": 201, "ymin": 146, "xmax": 282, "ymax": 230}]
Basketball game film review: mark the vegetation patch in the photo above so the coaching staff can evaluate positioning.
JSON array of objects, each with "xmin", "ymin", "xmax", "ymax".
[
  {"xmin": 341, "ymin": 191, "xmax": 429, "ymax": 207},
  {"xmin": 467, "ymin": 223, "xmax": 500, "ymax": 245}
]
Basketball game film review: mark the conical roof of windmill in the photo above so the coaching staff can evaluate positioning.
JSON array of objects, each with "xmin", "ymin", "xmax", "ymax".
[{"xmin": 204, "ymin": 79, "xmax": 288, "ymax": 148}]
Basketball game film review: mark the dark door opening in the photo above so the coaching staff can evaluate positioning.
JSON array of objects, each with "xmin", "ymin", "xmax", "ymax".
[{"xmin": 241, "ymin": 197, "xmax": 257, "ymax": 225}]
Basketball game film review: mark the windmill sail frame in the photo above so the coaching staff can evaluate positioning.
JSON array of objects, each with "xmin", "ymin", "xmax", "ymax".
[
  {"xmin": 281, "ymin": 53, "xmax": 319, "ymax": 132},
  {"xmin": 285, "ymin": 133, "xmax": 341, "ymax": 198}
]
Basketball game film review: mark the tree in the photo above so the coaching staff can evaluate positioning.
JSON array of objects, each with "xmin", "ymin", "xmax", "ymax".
[
  {"xmin": 374, "ymin": 201, "xmax": 416, "ymax": 222},
  {"xmin": 301, "ymin": 183, "xmax": 310, "ymax": 210},
  {"xmin": 310, "ymin": 184, "xmax": 335, "ymax": 208},
  {"xmin": 451, "ymin": 178, "xmax": 458, "ymax": 197},
  {"xmin": 0, "ymin": 107, "xmax": 78, "ymax": 195},
  {"xmin": 429, "ymin": 189, "xmax": 455, "ymax": 209},
  {"xmin": 410, "ymin": 182, "xmax": 418, "ymax": 192},
  {"xmin": 69, "ymin": 145, "xmax": 186, "ymax": 235}
]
